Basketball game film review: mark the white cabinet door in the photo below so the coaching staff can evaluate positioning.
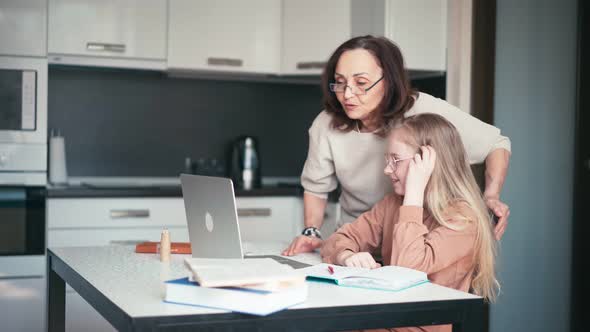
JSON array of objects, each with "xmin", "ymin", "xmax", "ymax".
[
  {"xmin": 0, "ymin": 0, "xmax": 47, "ymax": 57},
  {"xmin": 47, "ymin": 197, "xmax": 187, "ymax": 229},
  {"xmin": 385, "ymin": 0, "xmax": 447, "ymax": 71},
  {"xmin": 281, "ymin": 0, "xmax": 350, "ymax": 75},
  {"xmin": 168, "ymin": 0, "xmax": 281, "ymax": 74},
  {"xmin": 352, "ymin": 0, "xmax": 447, "ymax": 71},
  {"xmin": 236, "ymin": 197, "xmax": 302, "ymax": 243},
  {"xmin": 0, "ymin": 277, "xmax": 46, "ymax": 332},
  {"xmin": 48, "ymin": 0, "xmax": 167, "ymax": 69}
]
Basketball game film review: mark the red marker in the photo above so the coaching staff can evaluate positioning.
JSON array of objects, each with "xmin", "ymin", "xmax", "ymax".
[{"xmin": 327, "ymin": 265, "xmax": 334, "ymax": 274}]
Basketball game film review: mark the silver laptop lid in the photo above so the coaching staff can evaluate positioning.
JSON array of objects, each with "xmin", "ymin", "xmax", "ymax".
[{"xmin": 180, "ymin": 174, "xmax": 244, "ymax": 259}]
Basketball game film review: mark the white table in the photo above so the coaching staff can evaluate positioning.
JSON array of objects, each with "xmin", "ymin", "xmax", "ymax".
[{"xmin": 47, "ymin": 243, "xmax": 486, "ymax": 331}]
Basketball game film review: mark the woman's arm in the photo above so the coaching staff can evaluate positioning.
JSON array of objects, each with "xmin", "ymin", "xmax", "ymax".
[
  {"xmin": 410, "ymin": 94, "xmax": 512, "ymax": 239},
  {"xmin": 282, "ymin": 193, "xmax": 327, "ymax": 256},
  {"xmin": 303, "ymin": 192, "xmax": 328, "ymax": 229},
  {"xmin": 484, "ymin": 148, "xmax": 511, "ymax": 240}
]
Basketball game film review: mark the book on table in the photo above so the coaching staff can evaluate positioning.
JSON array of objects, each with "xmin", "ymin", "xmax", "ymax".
[
  {"xmin": 299, "ymin": 263, "xmax": 429, "ymax": 292},
  {"xmin": 164, "ymin": 257, "xmax": 308, "ymax": 316},
  {"xmin": 164, "ymin": 277, "xmax": 308, "ymax": 316},
  {"xmin": 184, "ymin": 257, "xmax": 305, "ymax": 289}
]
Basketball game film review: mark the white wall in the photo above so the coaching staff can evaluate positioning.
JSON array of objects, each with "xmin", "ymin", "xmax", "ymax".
[{"xmin": 491, "ymin": 0, "xmax": 577, "ymax": 331}]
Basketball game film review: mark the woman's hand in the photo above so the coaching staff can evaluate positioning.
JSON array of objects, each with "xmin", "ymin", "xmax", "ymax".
[
  {"xmin": 403, "ymin": 146, "xmax": 436, "ymax": 206},
  {"xmin": 486, "ymin": 197, "xmax": 511, "ymax": 240},
  {"xmin": 281, "ymin": 235, "xmax": 323, "ymax": 256},
  {"xmin": 337, "ymin": 250, "xmax": 381, "ymax": 269}
]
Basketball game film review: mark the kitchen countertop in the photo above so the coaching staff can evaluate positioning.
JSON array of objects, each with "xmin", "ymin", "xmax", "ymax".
[{"xmin": 46, "ymin": 176, "xmax": 304, "ymax": 198}]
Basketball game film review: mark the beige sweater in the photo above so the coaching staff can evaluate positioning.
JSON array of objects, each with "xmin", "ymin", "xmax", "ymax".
[
  {"xmin": 321, "ymin": 195, "xmax": 478, "ymax": 332},
  {"xmin": 301, "ymin": 92, "xmax": 511, "ymax": 225}
]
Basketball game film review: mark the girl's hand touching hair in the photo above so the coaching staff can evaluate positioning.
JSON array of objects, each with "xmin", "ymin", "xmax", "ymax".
[{"xmin": 403, "ymin": 146, "xmax": 436, "ymax": 207}]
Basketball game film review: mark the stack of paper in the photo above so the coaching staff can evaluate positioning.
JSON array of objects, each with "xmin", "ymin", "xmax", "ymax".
[{"xmin": 164, "ymin": 258, "xmax": 307, "ymax": 316}]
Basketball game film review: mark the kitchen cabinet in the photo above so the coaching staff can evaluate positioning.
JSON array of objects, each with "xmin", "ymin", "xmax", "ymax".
[
  {"xmin": 47, "ymin": 196, "xmax": 189, "ymax": 332},
  {"xmin": 281, "ymin": 0, "xmax": 350, "ymax": 75},
  {"xmin": 0, "ymin": 0, "xmax": 47, "ymax": 57},
  {"xmin": 0, "ymin": 277, "xmax": 46, "ymax": 332},
  {"xmin": 168, "ymin": 0, "xmax": 281, "ymax": 74},
  {"xmin": 47, "ymin": 0, "xmax": 167, "ymax": 70},
  {"xmin": 351, "ymin": 0, "xmax": 448, "ymax": 71},
  {"xmin": 47, "ymin": 197, "xmax": 190, "ymax": 247},
  {"xmin": 236, "ymin": 196, "xmax": 302, "ymax": 243}
]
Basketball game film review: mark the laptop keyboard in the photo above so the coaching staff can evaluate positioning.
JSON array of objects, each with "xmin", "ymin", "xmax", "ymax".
[{"xmin": 244, "ymin": 255, "xmax": 311, "ymax": 269}]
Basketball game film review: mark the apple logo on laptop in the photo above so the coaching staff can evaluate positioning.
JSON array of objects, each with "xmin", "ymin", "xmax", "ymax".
[{"xmin": 205, "ymin": 212, "xmax": 214, "ymax": 232}]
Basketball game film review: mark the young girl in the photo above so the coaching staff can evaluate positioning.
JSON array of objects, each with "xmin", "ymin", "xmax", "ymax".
[{"xmin": 321, "ymin": 113, "xmax": 499, "ymax": 332}]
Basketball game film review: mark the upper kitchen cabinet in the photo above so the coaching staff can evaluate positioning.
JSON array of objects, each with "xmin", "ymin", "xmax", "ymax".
[
  {"xmin": 0, "ymin": 0, "xmax": 47, "ymax": 57},
  {"xmin": 351, "ymin": 0, "xmax": 447, "ymax": 72},
  {"xmin": 47, "ymin": 0, "xmax": 167, "ymax": 70},
  {"xmin": 281, "ymin": 0, "xmax": 350, "ymax": 75},
  {"xmin": 168, "ymin": 0, "xmax": 281, "ymax": 74}
]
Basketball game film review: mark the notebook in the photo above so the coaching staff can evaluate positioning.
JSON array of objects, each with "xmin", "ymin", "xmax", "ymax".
[{"xmin": 299, "ymin": 263, "xmax": 429, "ymax": 292}]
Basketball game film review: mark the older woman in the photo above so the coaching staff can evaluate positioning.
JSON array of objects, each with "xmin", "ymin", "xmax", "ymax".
[{"xmin": 282, "ymin": 35, "xmax": 511, "ymax": 256}]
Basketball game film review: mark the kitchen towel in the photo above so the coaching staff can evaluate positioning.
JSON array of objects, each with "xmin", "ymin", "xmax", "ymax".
[{"xmin": 49, "ymin": 132, "xmax": 68, "ymax": 185}]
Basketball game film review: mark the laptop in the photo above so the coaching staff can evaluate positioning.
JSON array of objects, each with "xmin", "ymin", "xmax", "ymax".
[{"xmin": 180, "ymin": 174, "xmax": 309, "ymax": 269}]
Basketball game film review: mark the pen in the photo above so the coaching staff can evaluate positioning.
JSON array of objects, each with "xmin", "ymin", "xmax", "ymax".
[{"xmin": 327, "ymin": 265, "xmax": 334, "ymax": 274}]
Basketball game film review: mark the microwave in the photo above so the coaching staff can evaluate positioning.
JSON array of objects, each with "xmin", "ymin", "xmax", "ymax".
[{"xmin": 0, "ymin": 56, "xmax": 47, "ymax": 186}]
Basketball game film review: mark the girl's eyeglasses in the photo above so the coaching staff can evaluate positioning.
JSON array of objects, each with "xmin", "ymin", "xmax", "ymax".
[{"xmin": 384, "ymin": 154, "xmax": 413, "ymax": 170}]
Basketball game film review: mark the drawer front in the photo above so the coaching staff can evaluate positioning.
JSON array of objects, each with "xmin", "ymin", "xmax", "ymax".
[
  {"xmin": 236, "ymin": 197, "xmax": 302, "ymax": 243},
  {"xmin": 48, "ymin": 227, "xmax": 189, "ymax": 248},
  {"xmin": 47, "ymin": 198, "xmax": 187, "ymax": 229}
]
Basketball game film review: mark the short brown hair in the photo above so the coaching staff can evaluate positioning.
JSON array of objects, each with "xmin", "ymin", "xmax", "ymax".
[{"xmin": 321, "ymin": 35, "xmax": 417, "ymax": 136}]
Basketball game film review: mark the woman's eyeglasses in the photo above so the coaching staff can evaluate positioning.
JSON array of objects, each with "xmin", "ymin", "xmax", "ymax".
[
  {"xmin": 329, "ymin": 76, "xmax": 384, "ymax": 95},
  {"xmin": 384, "ymin": 153, "xmax": 413, "ymax": 170}
]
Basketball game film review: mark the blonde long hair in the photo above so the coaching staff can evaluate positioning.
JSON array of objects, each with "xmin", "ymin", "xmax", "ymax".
[{"xmin": 393, "ymin": 113, "xmax": 499, "ymax": 302}]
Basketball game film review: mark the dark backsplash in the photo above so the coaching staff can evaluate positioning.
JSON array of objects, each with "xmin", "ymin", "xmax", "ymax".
[{"xmin": 48, "ymin": 66, "xmax": 445, "ymax": 177}]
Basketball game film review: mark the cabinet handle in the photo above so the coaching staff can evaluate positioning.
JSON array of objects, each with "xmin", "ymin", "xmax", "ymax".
[
  {"xmin": 207, "ymin": 57, "xmax": 243, "ymax": 67},
  {"xmin": 109, "ymin": 209, "xmax": 150, "ymax": 219},
  {"xmin": 87, "ymin": 42, "xmax": 126, "ymax": 53},
  {"xmin": 237, "ymin": 208, "xmax": 271, "ymax": 217},
  {"xmin": 296, "ymin": 61, "xmax": 326, "ymax": 70},
  {"xmin": 109, "ymin": 240, "xmax": 148, "ymax": 245}
]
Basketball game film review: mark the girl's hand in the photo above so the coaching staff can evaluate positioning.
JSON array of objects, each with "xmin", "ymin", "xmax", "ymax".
[
  {"xmin": 403, "ymin": 146, "xmax": 436, "ymax": 206},
  {"xmin": 337, "ymin": 251, "xmax": 381, "ymax": 269}
]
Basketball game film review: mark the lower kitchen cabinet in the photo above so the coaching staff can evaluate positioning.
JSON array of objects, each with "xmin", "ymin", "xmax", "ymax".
[
  {"xmin": 47, "ymin": 196, "xmax": 190, "ymax": 332},
  {"xmin": 0, "ymin": 277, "xmax": 46, "ymax": 332},
  {"xmin": 236, "ymin": 196, "xmax": 302, "ymax": 243}
]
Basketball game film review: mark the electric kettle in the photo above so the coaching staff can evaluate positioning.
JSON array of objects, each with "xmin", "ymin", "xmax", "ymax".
[{"xmin": 230, "ymin": 136, "xmax": 261, "ymax": 190}]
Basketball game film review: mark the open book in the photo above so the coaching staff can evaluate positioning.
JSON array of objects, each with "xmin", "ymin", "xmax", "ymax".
[
  {"xmin": 184, "ymin": 257, "xmax": 305, "ymax": 289},
  {"xmin": 299, "ymin": 263, "xmax": 429, "ymax": 292}
]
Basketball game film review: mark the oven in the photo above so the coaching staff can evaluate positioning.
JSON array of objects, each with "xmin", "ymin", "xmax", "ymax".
[
  {"xmin": 0, "ymin": 187, "xmax": 45, "ymax": 257},
  {"xmin": 0, "ymin": 186, "xmax": 47, "ymax": 332},
  {"xmin": 0, "ymin": 56, "xmax": 48, "ymax": 331},
  {"xmin": 0, "ymin": 56, "xmax": 48, "ymax": 186}
]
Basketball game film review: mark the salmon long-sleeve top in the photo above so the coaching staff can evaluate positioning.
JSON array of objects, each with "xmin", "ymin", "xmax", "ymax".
[{"xmin": 321, "ymin": 194, "xmax": 479, "ymax": 332}]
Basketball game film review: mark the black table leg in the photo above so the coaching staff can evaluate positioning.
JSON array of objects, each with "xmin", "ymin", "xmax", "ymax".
[
  {"xmin": 452, "ymin": 301, "xmax": 488, "ymax": 332},
  {"xmin": 47, "ymin": 253, "xmax": 65, "ymax": 332}
]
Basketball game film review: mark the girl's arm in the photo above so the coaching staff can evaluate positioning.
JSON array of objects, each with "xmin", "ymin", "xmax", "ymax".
[
  {"xmin": 320, "ymin": 196, "xmax": 390, "ymax": 264},
  {"xmin": 389, "ymin": 205, "xmax": 477, "ymax": 274}
]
